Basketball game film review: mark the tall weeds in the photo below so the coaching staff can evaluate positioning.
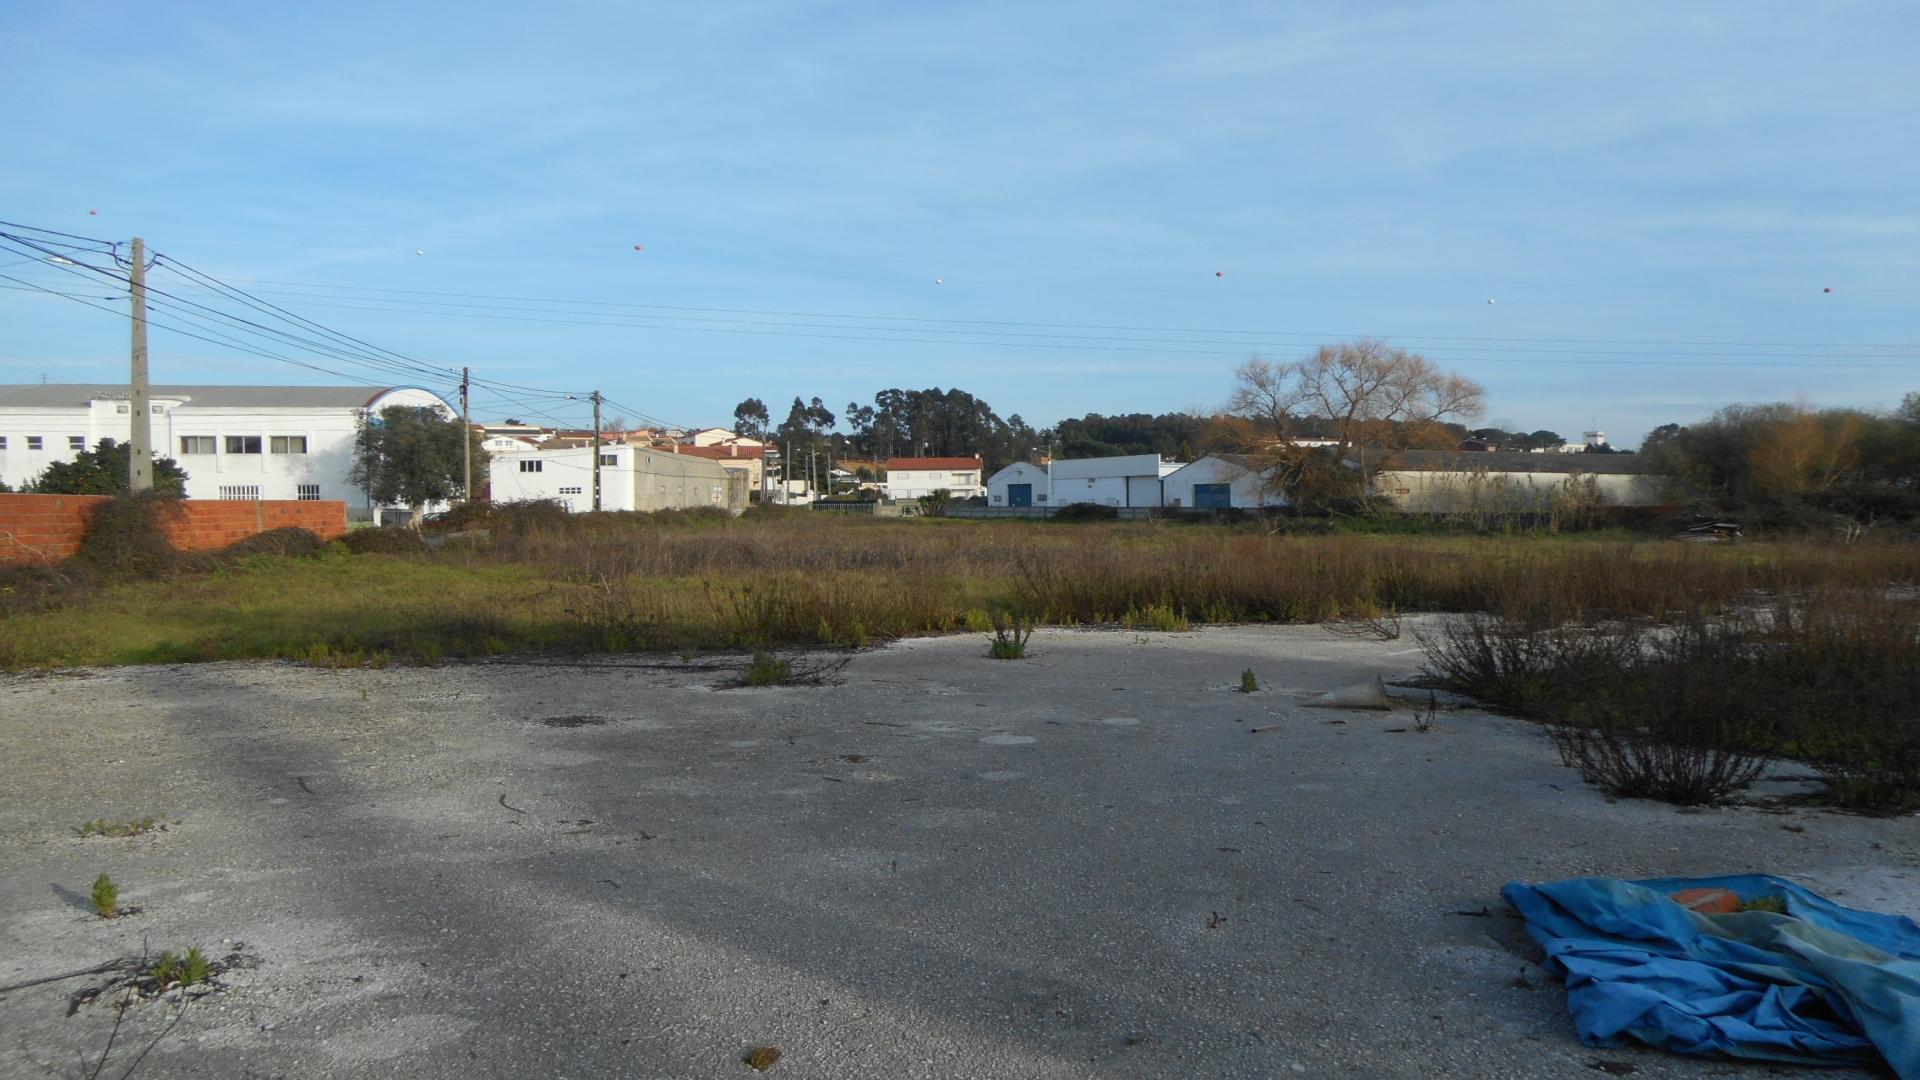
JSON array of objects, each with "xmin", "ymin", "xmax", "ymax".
[{"xmin": 6, "ymin": 512, "xmax": 1919, "ymax": 677}]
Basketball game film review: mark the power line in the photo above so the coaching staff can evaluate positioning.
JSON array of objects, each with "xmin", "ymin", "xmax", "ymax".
[
  {"xmin": 2, "ymin": 233, "xmax": 438, "ymax": 383},
  {"xmin": 195, "ymin": 289, "xmax": 1919, "ymax": 363},
  {"xmin": 117, "ymin": 287, "xmax": 1920, "ymax": 371},
  {"xmin": 0, "ymin": 233, "xmax": 462, "ymax": 386},
  {"xmin": 151, "ymin": 256, "xmax": 456, "ymax": 383},
  {"xmin": 0, "ymin": 219, "xmax": 120, "ymax": 250},
  {"xmin": 219, "ymin": 276, "xmax": 1918, "ymax": 353},
  {"xmin": 0, "ymin": 270, "xmax": 409, "ymax": 385}
]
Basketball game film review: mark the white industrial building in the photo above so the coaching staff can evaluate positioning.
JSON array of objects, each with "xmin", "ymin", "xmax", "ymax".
[
  {"xmin": 1161, "ymin": 454, "xmax": 1284, "ymax": 509},
  {"xmin": 488, "ymin": 443, "xmax": 747, "ymax": 513},
  {"xmin": 986, "ymin": 461, "xmax": 1049, "ymax": 507},
  {"xmin": 884, "ymin": 456, "xmax": 984, "ymax": 501},
  {"xmin": 1374, "ymin": 451, "xmax": 1664, "ymax": 511},
  {"xmin": 1048, "ymin": 454, "xmax": 1180, "ymax": 508},
  {"xmin": 0, "ymin": 383, "xmax": 456, "ymax": 514}
]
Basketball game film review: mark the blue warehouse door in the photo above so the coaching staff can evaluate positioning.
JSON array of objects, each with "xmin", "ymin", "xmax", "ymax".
[
  {"xmin": 1007, "ymin": 483, "xmax": 1033, "ymax": 507},
  {"xmin": 1193, "ymin": 483, "xmax": 1231, "ymax": 509}
]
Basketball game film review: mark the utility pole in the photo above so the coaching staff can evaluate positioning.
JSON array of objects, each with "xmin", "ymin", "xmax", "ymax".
[
  {"xmin": 128, "ymin": 237, "xmax": 152, "ymax": 492},
  {"xmin": 591, "ymin": 391, "xmax": 603, "ymax": 511},
  {"xmin": 460, "ymin": 366, "xmax": 472, "ymax": 503}
]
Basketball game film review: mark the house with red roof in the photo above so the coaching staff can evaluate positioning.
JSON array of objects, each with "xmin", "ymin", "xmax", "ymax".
[{"xmin": 884, "ymin": 456, "xmax": 984, "ymax": 501}]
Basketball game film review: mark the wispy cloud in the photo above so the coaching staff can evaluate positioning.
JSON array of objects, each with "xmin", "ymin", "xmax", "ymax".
[{"xmin": 1633, "ymin": 210, "xmax": 1920, "ymax": 238}]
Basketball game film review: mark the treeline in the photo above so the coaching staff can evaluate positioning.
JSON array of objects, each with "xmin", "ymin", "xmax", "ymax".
[
  {"xmin": 1642, "ymin": 397, "xmax": 1920, "ymax": 525},
  {"xmin": 733, "ymin": 388, "xmax": 1049, "ymax": 479}
]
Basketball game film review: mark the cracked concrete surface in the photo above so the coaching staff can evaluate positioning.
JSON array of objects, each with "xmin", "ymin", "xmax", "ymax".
[{"xmin": 2, "ymin": 622, "xmax": 1914, "ymax": 1078}]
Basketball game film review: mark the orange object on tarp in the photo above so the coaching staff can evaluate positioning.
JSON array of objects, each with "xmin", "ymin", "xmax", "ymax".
[{"xmin": 1670, "ymin": 888, "xmax": 1741, "ymax": 915}]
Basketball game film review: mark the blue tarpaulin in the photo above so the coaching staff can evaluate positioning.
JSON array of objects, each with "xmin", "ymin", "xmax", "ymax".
[{"xmin": 1504, "ymin": 875, "xmax": 1920, "ymax": 1077}]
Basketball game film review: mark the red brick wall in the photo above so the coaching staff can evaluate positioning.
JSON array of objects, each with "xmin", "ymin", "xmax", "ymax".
[{"xmin": 0, "ymin": 494, "xmax": 348, "ymax": 566}]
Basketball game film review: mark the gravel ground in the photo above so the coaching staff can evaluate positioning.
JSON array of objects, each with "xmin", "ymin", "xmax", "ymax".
[{"xmin": 1, "ymin": 622, "xmax": 1915, "ymax": 1079}]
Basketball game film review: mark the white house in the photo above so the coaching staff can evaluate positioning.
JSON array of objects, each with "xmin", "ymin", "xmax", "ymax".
[
  {"xmin": 884, "ymin": 456, "xmax": 984, "ymax": 501},
  {"xmin": 0, "ymin": 383, "xmax": 455, "ymax": 516},
  {"xmin": 986, "ymin": 462, "xmax": 1049, "ymax": 508},
  {"xmin": 681, "ymin": 427, "xmax": 764, "ymax": 449},
  {"xmin": 487, "ymin": 443, "xmax": 747, "ymax": 513},
  {"xmin": 480, "ymin": 434, "xmax": 539, "ymax": 455},
  {"xmin": 1047, "ymin": 454, "xmax": 1181, "ymax": 508},
  {"xmin": 1161, "ymin": 454, "xmax": 1284, "ymax": 509}
]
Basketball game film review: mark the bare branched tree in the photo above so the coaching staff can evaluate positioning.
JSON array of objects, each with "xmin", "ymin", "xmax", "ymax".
[{"xmin": 1229, "ymin": 339, "xmax": 1485, "ymax": 509}]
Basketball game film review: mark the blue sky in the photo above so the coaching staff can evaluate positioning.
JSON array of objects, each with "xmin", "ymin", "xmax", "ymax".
[{"xmin": 3, "ymin": 1, "xmax": 1916, "ymax": 445}]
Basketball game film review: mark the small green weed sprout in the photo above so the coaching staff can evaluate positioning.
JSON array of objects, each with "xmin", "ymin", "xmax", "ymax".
[
  {"xmin": 678, "ymin": 646, "xmax": 696, "ymax": 663},
  {"xmin": 742, "ymin": 649, "xmax": 794, "ymax": 686},
  {"xmin": 1411, "ymin": 690, "xmax": 1437, "ymax": 734},
  {"xmin": 185, "ymin": 946, "xmax": 210, "ymax": 985},
  {"xmin": 151, "ymin": 946, "xmax": 210, "ymax": 988},
  {"xmin": 77, "ymin": 816, "xmax": 163, "ymax": 838},
  {"xmin": 988, "ymin": 611, "xmax": 1033, "ymax": 659},
  {"xmin": 1238, "ymin": 669, "xmax": 1258, "ymax": 693},
  {"xmin": 90, "ymin": 873, "xmax": 119, "ymax": 918}
]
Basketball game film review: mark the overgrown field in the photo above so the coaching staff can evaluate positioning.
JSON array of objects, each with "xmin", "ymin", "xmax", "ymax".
[{"xmin": 2, "ymin": 505, "xmax": 1916, "ymax": 671}]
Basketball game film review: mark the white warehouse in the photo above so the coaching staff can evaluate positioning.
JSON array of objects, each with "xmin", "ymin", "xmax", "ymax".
[
  {"xmin": 986, "ymin": 461, "xmax": 1049, "ymax": 508},
  {"xmin": 1048, "ymin": 454, "xmax": 1181, "ymax": 508},
  {"xmin": 0, "ymin": 383, "xmax": 456, "ymax": 514},
  {"xmin": 1161, "ymin": 454, "xmax": 1284, "ymax": 509},
  {"xmin": 489, "ymin": 444, "xmax": 748, "ymax": 513}
]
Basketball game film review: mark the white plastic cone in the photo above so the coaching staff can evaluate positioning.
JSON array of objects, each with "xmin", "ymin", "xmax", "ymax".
[{"xmin": 1308, "ymin": 675, "xmax": 1391, "ymax": 710}]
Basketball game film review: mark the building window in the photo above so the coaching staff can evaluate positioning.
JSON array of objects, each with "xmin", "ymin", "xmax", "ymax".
[
  {"xmin": 225, "ymin": 435, "xmax": 263, "ymax": 454},
  {"xmin": 69, "ymin": 435, "xmax": 85, "ymax": 450},
  {"xmin": 558, "ymin": 485, "xmax": 583, "ymax": 495},
  {"xmin": 296, "ymin": 484, "xmax": 322, "ymax": 501},
  {"xmin": 179, "ymin": 436, "xmax": 215, "ymax": 455},
  {"xmin": 600, "ymin": 453, "xmax": 618, "ymax": 466},
  {"xmin": 151, "ymin": 404, "xmax": 163, "ymax": 415},
  {"xmin": 26, "ymin": 436, "xmax": 42, "ymax": 450},
  {"xmin": 270, "ymin": 435, "xmax": 308, "ymax": 454},
  {"xmin": 929, "ymin": 472, "xmax": 944, "ymax": 480},
  {"xmin": 0, "ymin": 436, "xmax": 7, "ymax": 449},
  {"xmin": 519, "ymin": 460, "xmax": 543, "ymax": 473},
  {"xmin": 115, "ymin": 403, "xmax": 130, "ymax": 414},
  {"xmin": 1037, "ymin": 493, "xmax": 1048, "ymax": 503},
  {"xmin": 218, "ymin": 485, "xmax": 262, "ymax": 500}
]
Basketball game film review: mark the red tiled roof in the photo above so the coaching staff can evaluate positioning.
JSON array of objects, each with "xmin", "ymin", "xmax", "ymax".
[{"xmin": 886, "ymin": 456, "xmax": 981, "ymax": 470}]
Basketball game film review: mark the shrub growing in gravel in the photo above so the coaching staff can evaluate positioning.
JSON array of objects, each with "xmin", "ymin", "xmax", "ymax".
[
  {"xmin": 987, "ymin": 611, "xmax": 1032, "ymax": 659},
  {"xmin": 1421, "ymin": 592, "xmax": 1920, "ymax": 810}
]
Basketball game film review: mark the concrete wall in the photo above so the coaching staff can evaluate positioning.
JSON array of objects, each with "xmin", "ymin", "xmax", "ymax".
[
  {"xmin": 1376, "ymin": 469, "xmax": 1666, "ymax": 513},
  {"xmin": 487, "ymin": 445, "xmax": 744, "ymax": 513},
  {"xmin": 0, "ymin": 493, "xmax": 348, "ymax": 566},
  {"xmin": 632, "ymin": 447, "xmax": 744, "ymax": 512}
]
